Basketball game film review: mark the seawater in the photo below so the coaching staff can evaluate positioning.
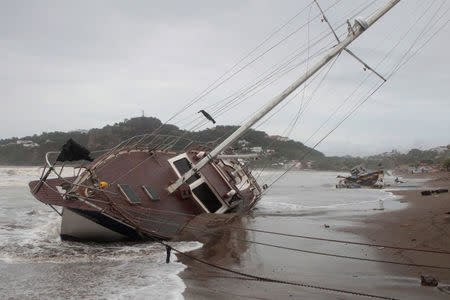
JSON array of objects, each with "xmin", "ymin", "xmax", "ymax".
[
  {"xmin": 0, "ymin": 167, "xmax": 201, "ymax": 300},
  {"xmin": 256, "ymin": 170, "xmax": 412, "ymax": 215},
  {"xmin": 0, "ymin": 167, "xmax": 416, "ymax": 299}
]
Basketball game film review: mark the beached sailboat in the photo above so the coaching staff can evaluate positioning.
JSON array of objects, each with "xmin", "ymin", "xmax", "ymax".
[{"xmin": 29, "ymin": 0, "xmax": 402, "ymax": 241}]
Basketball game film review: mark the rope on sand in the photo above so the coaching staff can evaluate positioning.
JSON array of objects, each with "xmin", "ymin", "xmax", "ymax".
[
  {"xmin": 114, "ymin": 205, "xmax": 450, "ymax": 255},
  {"xmin": 180, "ymin": 225, "xmax": 450, "ymax": 270},
  {"xmin": 160, "ymin": 241, "xmax": 399, "ymax": 300},
  {"xmin": 114, "ymin": 205, "xmax": 398, "ymax": 299}
]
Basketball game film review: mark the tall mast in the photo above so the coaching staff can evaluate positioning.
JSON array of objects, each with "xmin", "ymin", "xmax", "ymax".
[{"xmin": 167, "ymin": 0, "xmax": 400, "ymax": 193}]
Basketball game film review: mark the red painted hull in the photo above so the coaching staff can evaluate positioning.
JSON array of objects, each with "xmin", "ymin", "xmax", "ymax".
[{"xmin": 29, "ymin": 146, "xmax": 262, "ymax": 240}]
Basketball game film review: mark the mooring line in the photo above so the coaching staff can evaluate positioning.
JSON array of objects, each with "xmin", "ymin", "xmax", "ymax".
[
  {"xmin": 116, "ymin": 205, "xmax": 450, "ymax": 256},
  {"xmin": 159, "ymin": 239, "xmax": 398, "ymax": 300}
]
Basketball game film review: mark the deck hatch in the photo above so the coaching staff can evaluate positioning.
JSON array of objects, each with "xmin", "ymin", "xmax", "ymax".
[
  {"xmin": 173, "ymin": 157, "xmax": 200, "ymax": 184},
  {"xmin": 143, "ymin": 185, "xmax": 160, "ymax": 201},
  {"xmin": 118, "ymin": 184, "xmax": 141, "ymax": 205}
]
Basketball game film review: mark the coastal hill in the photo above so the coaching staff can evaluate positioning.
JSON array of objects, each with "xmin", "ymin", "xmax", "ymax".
[
  {"xmin": 0, "ymin": 116, "xmax": 448, "ymax": 171},
  {"xmin": 0, "ymin": 116, "xmax": 324, "ymax": 165}
]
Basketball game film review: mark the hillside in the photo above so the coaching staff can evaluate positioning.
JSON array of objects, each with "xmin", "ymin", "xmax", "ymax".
[
  {"xmin": 1, "ymin": 116, "xmax": 448, "ymax": 170},
  {"xmin": 0, "ymin": 117, "xmax": 324, "ymax": 165}
]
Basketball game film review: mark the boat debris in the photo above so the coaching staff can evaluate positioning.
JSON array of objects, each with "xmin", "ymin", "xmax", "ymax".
[
  {"xmin": 335, "ymin": 165, "xmax": 384, "ymax": 189},
  {"xmin": 421, "ymin": 189, "xmax": 448, "ymax": 196},
  {"xmin": 420, "ymin": 275, "xmax": 439, "ymax": 287}
]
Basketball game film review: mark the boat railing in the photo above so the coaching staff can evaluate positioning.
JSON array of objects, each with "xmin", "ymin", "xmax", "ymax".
[
  {"xmin": 32, "ymin": 149, "xmax": 113, "ymax": 197},
  {"xmin": 91, "ymin": 133, "xmax": 213, "ymax": 168},
  {"xmin": 109, "ymin": 133, "xmax": 206, "ymax": 153},
  {"xmin": 33, "ymin": 133, "xmax": 210, "ymax": 196}
]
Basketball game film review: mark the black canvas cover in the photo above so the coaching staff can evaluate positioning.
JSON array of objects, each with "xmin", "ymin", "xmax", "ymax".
[{"xmin": 56, "ymin": 139, "xmax": 93, "ymax": 162}]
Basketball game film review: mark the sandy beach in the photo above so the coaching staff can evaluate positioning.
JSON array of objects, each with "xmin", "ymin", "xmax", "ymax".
[
  {"xmin": 176, "ymin": 173, "xmax": 450, "ymax": 299},
  {"xmin": 344, "ymin": 174, "xmax": 450, "ymax": 282}
]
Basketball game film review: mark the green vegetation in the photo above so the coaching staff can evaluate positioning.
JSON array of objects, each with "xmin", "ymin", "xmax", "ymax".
[
  {"xmin": 0, "ymin": 117, "xmax": 323, "ymax": 165},
  {"xmin": 443, "ymin": 158, "xmax": 450, "ymax": 171},
  {"xmin": 0, "ymin": 116, "xmax": 448, "ymax": 170},
  {"xmin": 315, "ymin": 148, "xmax": 450, "ymax": 171}
]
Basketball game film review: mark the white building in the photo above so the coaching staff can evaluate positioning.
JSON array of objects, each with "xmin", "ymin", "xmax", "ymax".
[
  {"xmin": 250, "ymin": 146, "xmax": 263, "ymax": 153},
  {"xmin": 17, "ymin": 140, "xmax": 39, "ymax": 148}
]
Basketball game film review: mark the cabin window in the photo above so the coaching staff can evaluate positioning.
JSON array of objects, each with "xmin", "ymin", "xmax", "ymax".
[
  {"xmin": 118, "ymin": 184, "xmax": 141, "ymax": 205},
  {"xmin": 143, "ymin": 185, "xmax": 160, "ymax": 201},
  {"xmin": 192, "ymin": 182, "xmax": 222, "ymax": 213},
  {"xmin": 173, "ymin": 157, "xmax": 200, "ymax": 184}
]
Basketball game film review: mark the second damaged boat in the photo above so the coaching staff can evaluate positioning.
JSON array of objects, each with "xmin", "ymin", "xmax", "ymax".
[
  {"xmin": 29, "ymin": 1, "xmax": 402, "ymax": 241},
  {"xmin": 336, "ymin": 165, "xmax": 384, "ymax": 189}
]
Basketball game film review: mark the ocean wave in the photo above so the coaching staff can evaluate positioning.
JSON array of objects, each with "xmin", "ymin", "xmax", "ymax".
[
  {"xmin": 0, "ymin": 166, "xmax": 80, "ymax": 185},
  {"xmin": 0, "ymin": 208, "xmax": 201, "ymax": 264},
  {"xmin": 0, "ymin": 203, "xmax": 202, "ymax": 300}
]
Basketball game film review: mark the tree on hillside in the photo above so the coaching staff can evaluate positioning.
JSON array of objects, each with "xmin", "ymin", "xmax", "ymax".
[{"xmin": 443, "ymin": 158, "xmax": 450, "ymax": 171}]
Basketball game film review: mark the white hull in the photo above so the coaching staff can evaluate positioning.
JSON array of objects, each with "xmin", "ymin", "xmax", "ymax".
[{"xmin": 61, "ymin": 208, "xmax": 128, "ymax": 242}]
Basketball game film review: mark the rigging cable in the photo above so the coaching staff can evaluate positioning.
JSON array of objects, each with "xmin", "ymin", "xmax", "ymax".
[
  {"xmin": 114, "ymin": 207, "xmax": 450, "ymax": 270},
  {"xmin": 113, "ymin": 204, "xmax": 450, "ymax": 255},
  {"xmin": 160, "ymin": 239, "xmax": 398, "ymax": 300},
  {"xmin": 161, "ymin": 241, "xmax": 398, "ymax": 300},
  {"xmin": 299, "ymin": 0, "xmax": 439, "ymax": 148},
  {"xmin": 111, "ymin": 205, "xmax": 399, "ymax": 299},
  {"xmin": 181, "ymin": 1, "xmax": 377, "ymax": 132},
  {"xmin": 261, "ymin": 2, "xmax": 450, "ymax": 191},
  {"xmin": 172, "ymin": 0, "xmax": 375, "ymax": 133},
  {"xmin": 149, "ymin": 0, "xmax": 343, "ymax": 136}
]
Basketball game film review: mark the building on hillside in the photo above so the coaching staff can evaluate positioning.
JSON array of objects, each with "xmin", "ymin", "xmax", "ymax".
[
  {"xmin": 250, "ymin": 146, "xmax": 263, "ymax": 153},
  {"xmin": 266, "ymin": 149, "xmax": 275, "ymax": 155},
  {"xmin": 17, "ymin": 140, "xmax": 39, "ymax": 148},
  {"xmin": 430, "ymin": 146, "xmax": 448, "ymax": 153},
  {"xmin": 267, "ymin": 135, "xmax": 290, "ymax": 142},
  {"xmin": 70, "ymin": 129, "xmax": 89, "ymax": 134},
  {"xmin": 237, "ymin": 139, "xmax": 250, "ymax": 146}
]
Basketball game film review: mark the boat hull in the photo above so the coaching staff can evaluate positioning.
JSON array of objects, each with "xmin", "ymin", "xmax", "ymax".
[
  {"xmin": 61, "ymin": 208, "xmax": 131, "ymax": 241},
  {"xmin": 29, "ymin": 147, "xmax": 262, "ymax": 241},
  {"xmin": 337, "ymin": 170, "xmax": 384, "ymax": 188}
]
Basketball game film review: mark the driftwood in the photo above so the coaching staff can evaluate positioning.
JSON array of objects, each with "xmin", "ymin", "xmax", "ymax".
[{"xmin": 421, "ymin": 189, "xmax": 448, "ymax": 196}]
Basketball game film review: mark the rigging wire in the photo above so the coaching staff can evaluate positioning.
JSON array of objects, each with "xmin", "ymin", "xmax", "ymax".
[
  {"xmin": 173, "ymin": 0, "xmax": 376, "ymax": 132},
  {"xmin": 252, "ymin": 54, "xmax": 341, "ymax": 181},
  {"xmin": 286, "ymin": 5, "xmax": 312, "ymax": 138},
  {"xmin": 301, "ymin": 0, "xmax": 441, "ymax": 148},
  {"xmin": 161, "ymin": 240, "xmax": 398, "ymax": 300},
  {"xmin": 178, "ymin": 29, "xmax": 338, "ymax": 132},
  {"xmin": 113, "ymin": 204, "xmax": 450, "ymax": 255},
  {"xmin": 299, "ymin": 0, "xmax": 439, "ymax": 148},
  {"xmin": 115, "ymin": 206, "xmax": 450, "ymax": 270},
  {"xmin": 387, "ymin": 2, "xmax": 449, "ymax": 79},
  {"xmin": 203, "ymin": 0, "xmax": 377, "ymax": 141},
  {"xmin": 198, "ymin": 3, "xmax": 375, "ymax": 129},
  {"xmin": 394, "ymin": 18, "xmax": 450, "ymax": 74},
  {"xmin": 260, "ymin": 2, "xmax": 450, "ymax": 189},
  {"xmin": 152, "ymin": 0, "xmax": 343, "ymax": 134}
]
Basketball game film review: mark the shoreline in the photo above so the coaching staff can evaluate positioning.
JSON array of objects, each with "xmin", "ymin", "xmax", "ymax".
[
  {"xmin": 176, "ymin": 173, "xmax": 450, "ymax": 299},
  {"xmin": 342, "ymin": 173, "xmax": 450, "ymax": 282}
]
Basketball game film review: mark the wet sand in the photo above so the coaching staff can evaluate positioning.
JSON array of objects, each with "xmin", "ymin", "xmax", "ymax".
[
  {"xmin": 176, "ymin": 173, "xmax": 450, "ymax": 299},
  {"xmin": 344, "ymin": 174, "xmax": 450, "ymax": 282}
]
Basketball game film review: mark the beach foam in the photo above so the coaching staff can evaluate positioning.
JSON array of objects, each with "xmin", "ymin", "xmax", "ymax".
[{"xmin": 0, "ymin": 167, "xmax": 202, "ymax": 299}]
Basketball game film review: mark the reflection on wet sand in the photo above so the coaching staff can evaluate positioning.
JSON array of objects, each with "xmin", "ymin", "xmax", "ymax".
[{"xmin": 174, "ymin": 213, "xmax": 251, "ymax": 266}]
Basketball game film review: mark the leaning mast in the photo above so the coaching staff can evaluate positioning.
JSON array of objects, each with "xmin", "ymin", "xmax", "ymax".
[{"xmin": 168, "ymin": 0, "xmax": 400, "ymax": 193}]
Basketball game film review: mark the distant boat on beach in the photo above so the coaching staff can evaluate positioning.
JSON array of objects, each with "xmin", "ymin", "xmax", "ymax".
[{"xmin": 336, "ymin": 165, "xmax": 384, "ymax": 189}]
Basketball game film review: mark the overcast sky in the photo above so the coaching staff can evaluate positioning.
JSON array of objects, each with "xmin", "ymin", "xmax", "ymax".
[{"xmin": 1, "ymin": 0, "xmax": 449, "ymax": 156}]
